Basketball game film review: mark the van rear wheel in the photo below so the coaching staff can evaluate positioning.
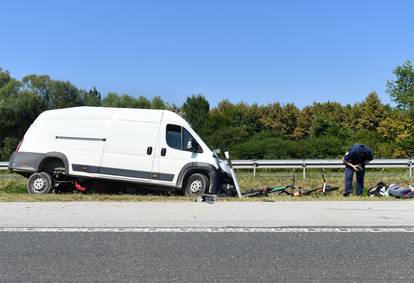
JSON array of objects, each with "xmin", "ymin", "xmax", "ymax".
[
  {"xmin": 185, "ymin": 173, "xmax": 209, "ymax": 197},
  {"xmin": 27, "ymin": 172, "xmax": 53, "ymax": 194}
]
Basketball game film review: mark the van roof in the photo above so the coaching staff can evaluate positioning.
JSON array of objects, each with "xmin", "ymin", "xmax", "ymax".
[{"xmin": 38, "ymin": 106, "xmax": 186, "ymax": 124}]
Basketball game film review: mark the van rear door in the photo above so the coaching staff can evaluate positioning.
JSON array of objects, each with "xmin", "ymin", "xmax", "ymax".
[{"xmin": 99, "ymin": 119, "xmax": 160, "ymax": 183}]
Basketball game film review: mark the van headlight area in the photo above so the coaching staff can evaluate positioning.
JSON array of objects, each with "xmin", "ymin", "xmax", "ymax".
[{"xmin": 217, "ymin": 158, "xmax": 232, "ymax": 176}]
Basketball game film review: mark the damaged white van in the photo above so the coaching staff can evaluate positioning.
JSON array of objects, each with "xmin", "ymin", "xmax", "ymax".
[{"xmin": 8, "ymin": 107, "xmax": 234, "ymax": 196}]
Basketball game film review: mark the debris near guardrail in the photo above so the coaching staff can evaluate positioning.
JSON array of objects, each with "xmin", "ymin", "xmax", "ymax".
[{"xmin": 195, "ymin": 194, "xmax": 217, "ymax": 204}]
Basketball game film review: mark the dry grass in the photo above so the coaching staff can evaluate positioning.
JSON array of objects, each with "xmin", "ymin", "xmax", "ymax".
[
  {"xmin": 237, "ymin": 170, "xmax": 414, "ymax": 192},
  {"xmin": 0, "ymin": 169, "xmax": 413, "ymax": 201}
]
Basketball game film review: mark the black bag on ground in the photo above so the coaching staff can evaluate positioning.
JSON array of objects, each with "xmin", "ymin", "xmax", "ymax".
[{"xmin": 367, "ymin": 182, "xmax": 388, "ymax": 197}]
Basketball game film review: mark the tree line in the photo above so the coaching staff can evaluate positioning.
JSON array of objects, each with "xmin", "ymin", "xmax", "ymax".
[{"xmin": 0, "ymin": 61, "xmax": 413, "ymax": 160}]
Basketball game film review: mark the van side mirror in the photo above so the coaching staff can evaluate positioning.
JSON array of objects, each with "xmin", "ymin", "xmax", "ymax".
[
  {"xmin": 186, "ymin": 139, "xmax": 194, "ymax": 151},
  {"xmin": 187, "ymin": 139, "xmax": 199, "ymax": 153}
]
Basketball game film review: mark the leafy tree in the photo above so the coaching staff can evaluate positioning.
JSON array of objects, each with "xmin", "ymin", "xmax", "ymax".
[
  {"xmin": 386, "ymin": 60, "xmax": 414, "ymax": 115},
  {"xmin": 118, "ymin": 94, "xmax": 138, "ymax": 108},
  {"xmin": 102, "ymin": 93, "xmax": 136, "ymax": 108},
  {"xmin": 357, "ymin": 92, "xmax": 386, "ymax": 130},
  {"xmin": 83, "ymin": 87, "xmax": 101, "ymax": 106},
  {"xmin": 310, "ymin": 115, "xmax": 342, "ymax": 138},
  {"xmin": 22, "ymin": 74, "xmax": 83, "ymax": 109},
  {"xmin": 0, "ymin": 91, "xmax": 44, "ymax": 138},
  {"xmin": 377, "ymin": 113, "xmax": 413, "ymax": 157},
  {"xmin": 303, "ymin": 136, "xmax": 346, "ymax": 159},
  {"xmin": 204, "ymin": 125, "xmax": 251, "ymax": 151},
  {"xmin": 292, "ymin": 106, "xmax": 313, "ymax": 139},
  {"xmin": 102, "ymin": 92, "xmax": 121, "ymax": 107},
  {"xmin": 0, "ymin": 70, "xmax": 44, "ymax": 159},
  {"xmin": 136, "ymin": 96, "xmax": 151, "ymax": 108},
  {"xmin": 102, "ymin": 93, "xmax": 158, "ymax": 109},
  {"xmin": 260, "ymin": 103, "xmax": 284, "ymax": 131},
  {"xmin": 0, "ymin": 136, "xmax": 20, "ymax": 160},
  {"xmin": 50, "ymin": 80, "xmax": 84, "ymax": 109},
  {"xmin": 2, "ymin": 61, "xmax": 414, "ymax": 160},
  {"xmin": 181, "ymin": 95, "xmax": 210, "ymax": 132},
  {"xmin": 281, "ymin": 103, "xmax": 300, "ymax": 135},
  {"xmin": 21, "ymin": 74, "xmax": 51, "ymax": 102},
  {"xmin": 151, "ymin": 96, "xmax": 167, "ymax": 109},
  {"xmin": 260, "ymin": 103, "xmax": 299, "ymax": 136}
]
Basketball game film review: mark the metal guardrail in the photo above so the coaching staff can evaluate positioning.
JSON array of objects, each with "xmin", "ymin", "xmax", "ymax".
[
  {"xmin": 1, "ymin": 159, "xmax": 413, "ymax": 179},
  {"xmin": 231, "ymin": 159, "xmax": 413, "ymax": 178},
  {"xmin": 0, "ymin": 162, "xmax": 8, "ymax": 170}
]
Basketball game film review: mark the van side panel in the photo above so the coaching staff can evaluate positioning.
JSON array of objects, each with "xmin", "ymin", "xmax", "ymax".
[
  {"xmin": 19, "ymin": 118, "xmax": 108, "ymax": 177},
  {"xmin": 19, "ymin": 119, "xmax": 56, "ymax": 154},
  {"xmin": 54, "ymin": 119, "xmax": 108, "ymax": 174},
  {"xmin": 98, "ymin": 119, "xmax": 160, "ymax": 182}
]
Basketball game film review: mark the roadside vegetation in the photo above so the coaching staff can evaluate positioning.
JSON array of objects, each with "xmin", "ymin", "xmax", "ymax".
[
  {"xmin": 0, "ymin": 60, "xmax": 413, "ymax": 201},
  {"xmin": 1, "ymin": 60, "xmax": 414, "ymax": 160}
]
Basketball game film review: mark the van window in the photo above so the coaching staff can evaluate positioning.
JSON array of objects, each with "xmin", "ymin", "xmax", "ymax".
[
  {"xmin": 182, "ymin": 128, "xmax": 192, "ymax": 150},
  {"xmin": 166, "ymin": 124, "xmax": 203, "ymax": 153},
  {"xmin": 166, "ymin": 124, "xmax": 181, "ymax": 150}
]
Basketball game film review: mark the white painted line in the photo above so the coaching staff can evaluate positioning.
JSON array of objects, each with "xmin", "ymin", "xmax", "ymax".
[{"xmin": 0, "ymin": 227, "xmax": 414, "ymax": 233}]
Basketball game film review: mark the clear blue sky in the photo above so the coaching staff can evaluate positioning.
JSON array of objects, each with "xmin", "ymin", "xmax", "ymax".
[{"xmin": 1, "ymin": 0, "xmax": 413, "ymax": 107}]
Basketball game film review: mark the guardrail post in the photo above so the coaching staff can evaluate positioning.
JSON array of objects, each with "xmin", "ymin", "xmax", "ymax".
[
  {"xmin": 410, "ymin": 160, "xmax": 413, "ymax": 178},
  {"xmin": 302, "ymin": 161, "xmax": 306, "ymax": 180},
  {"xmin": 253, "ymin": 161, "xmax": 257, "ymax": 178}
]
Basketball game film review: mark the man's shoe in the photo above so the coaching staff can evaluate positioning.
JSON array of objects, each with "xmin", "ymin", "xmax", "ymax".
[{"xmin": 343, "ymin": 192, "xmax": 351, "ymax": 197}]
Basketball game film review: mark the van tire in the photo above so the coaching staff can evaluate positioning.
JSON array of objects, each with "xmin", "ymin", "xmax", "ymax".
[
  {"xmin": 27, "ymin": 172, "xmax": 53, "ymax": 194},
  {"xmin": 184, "ymin": 173, "xmax": 209, "ymax": 197}
]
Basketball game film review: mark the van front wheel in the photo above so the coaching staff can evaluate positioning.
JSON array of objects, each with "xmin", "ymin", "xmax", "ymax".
[
  {"xmin": 27, "ymin": 172, "xmax": 53, "ymax": 194},
  {"xmin": 185, "ymin": 173, "xmax": 209, "ymax": 197}
]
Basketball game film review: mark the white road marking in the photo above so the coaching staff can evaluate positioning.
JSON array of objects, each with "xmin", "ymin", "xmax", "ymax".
[{"xmin": 0, "ymin": 227, "xmax": 414, "ymax": 233}]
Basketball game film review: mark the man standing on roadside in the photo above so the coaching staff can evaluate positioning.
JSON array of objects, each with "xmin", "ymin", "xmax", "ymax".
[{"xmin": 342, "ymin": 144, "xmax": 373, "ymax": 197}]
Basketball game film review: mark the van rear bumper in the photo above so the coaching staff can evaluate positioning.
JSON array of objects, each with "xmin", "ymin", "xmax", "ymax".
[{"xmin": 8, "ymin": 151, "xmax": 45, "ymax": 173}]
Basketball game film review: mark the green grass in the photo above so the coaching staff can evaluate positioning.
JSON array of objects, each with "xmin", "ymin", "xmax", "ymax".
[
  {"xmin": 237, "ymin": 170, "xmax": 414, "ymax": 192},
  {"xmin": 0, "ymin": 169, "xmax": 413, "ymax": 201},
  {"xmin": 0, "ymin": 176, "xmax": 26, "ymax": 194}
]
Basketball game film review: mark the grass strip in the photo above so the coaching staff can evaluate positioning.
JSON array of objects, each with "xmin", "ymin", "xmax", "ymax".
[{"xmin": 0, "ymin": 172, "xmax": 412, "ymax": 201}]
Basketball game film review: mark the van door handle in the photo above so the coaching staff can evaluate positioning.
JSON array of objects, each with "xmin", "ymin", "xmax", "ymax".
[
  {"xmin": 147, "ymin": 146, "xmax": 153, "ymax": 155},
  {"xmin": 161, "ymin": 148, "xmax": 166, "ymax": 156}
]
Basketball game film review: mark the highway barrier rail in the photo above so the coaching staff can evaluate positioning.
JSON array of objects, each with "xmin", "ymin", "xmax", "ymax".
[
  {"xmin": 1, "ymin": 159, "xmax": 413, "ymax": 179},
  {"xmin": 232, "ymin": 159, "xmax": 413, "ymax": 178},
  {"xmin": 0, "ymin": 162, "xmax": 8, "ymax": 170}
]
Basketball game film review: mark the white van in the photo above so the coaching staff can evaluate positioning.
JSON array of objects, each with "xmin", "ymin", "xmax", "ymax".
[{"xmin": 8, "ymin": 107, "xmax": 234, "ymax": 196}]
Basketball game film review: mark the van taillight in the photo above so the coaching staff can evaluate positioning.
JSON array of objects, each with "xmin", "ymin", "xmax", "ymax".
[{"xmin": 16, "ymin": 138, "xmax": 24, "ymax": 152}]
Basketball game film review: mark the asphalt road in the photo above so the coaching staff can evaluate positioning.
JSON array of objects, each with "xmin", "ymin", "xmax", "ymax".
[
  {"xmin": 1, "ymin": 201, "xmax": 414, "ymax": 227},
  {"xmin": 1, "ymin": 202, "xmax": 413, "ymax": 282},
  {"xmin": 0, "ymin": 232, "xmax": 413, "ymax": 282}
]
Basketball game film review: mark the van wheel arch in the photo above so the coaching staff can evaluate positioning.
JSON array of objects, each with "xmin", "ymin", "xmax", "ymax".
[
  {"xmin": 38, "ymin": 152, "xmax": 69, "ymax": 175},
  {"xmin": 178, "ymin": 163, "xmax": 218, "ymax": 194}
]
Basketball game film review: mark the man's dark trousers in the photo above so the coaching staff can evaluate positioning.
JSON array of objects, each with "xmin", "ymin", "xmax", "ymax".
[{"xmin": 345, "ymin": 165, "xmax": 365, "ymax": 195}]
